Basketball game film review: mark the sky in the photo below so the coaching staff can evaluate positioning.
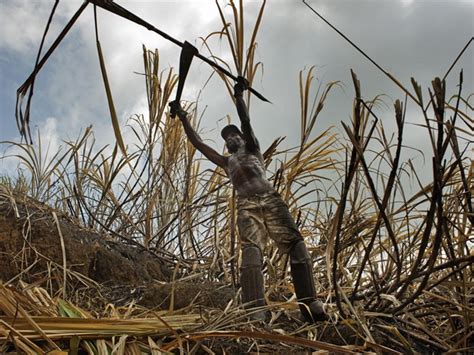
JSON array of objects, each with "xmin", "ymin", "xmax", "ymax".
[{"xmin": 0, "ymin": 0, "xmax": 473, "ymax": 183}]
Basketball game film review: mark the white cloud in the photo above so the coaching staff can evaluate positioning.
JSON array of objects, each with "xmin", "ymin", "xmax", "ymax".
[
  {"xmin": 0, "ymin": 0, "xmax": 83, "ymax": 54},
  {"xmin": 1, "ymin": 0, "xmax": 473, "ymax": 187},
  {"xmin": 0, "ymin": 1, "xmax": 45, "ymax": 53},
  {"xmin": 39, "ymin": 117, "xmax": 60, "ymax": 157},
  {"xmin": 400, "ymin": 0, "xmax": 414, "ymax": 6}
]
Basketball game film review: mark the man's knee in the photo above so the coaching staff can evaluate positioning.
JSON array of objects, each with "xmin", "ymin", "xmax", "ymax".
[
  {"xmin": 241, "ymin": 246, "xmax": 263, "ymax": 269},
  {"xmin": 289, "ymin": 240, "xmax": 311, "ymax": 264}
]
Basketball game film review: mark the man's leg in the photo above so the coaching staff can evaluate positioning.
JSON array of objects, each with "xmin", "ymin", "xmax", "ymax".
[
  {"xmin": 237, "ymin": 196, "xmax": 269, "ymax": 321},
  {"xmin": 289, "ymin": 240, "xmax": 328, "ymax": 322},
  {"xmin": 240, "ymin": 245, "xmax": 267, "ymax": 321},
  {"xmin": 262, "ymin": 192, "xmax": 327, "ymax": 322}
]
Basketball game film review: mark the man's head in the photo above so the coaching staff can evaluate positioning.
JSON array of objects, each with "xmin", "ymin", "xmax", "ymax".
[{"xmin": 221, "ymin": 124, "xmax": 244, "ymax": 153}]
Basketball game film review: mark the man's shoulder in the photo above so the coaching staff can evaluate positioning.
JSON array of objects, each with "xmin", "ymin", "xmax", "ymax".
[{"xmin": 242, "ymin": 141, "xmax": 261, "ymax": 155}]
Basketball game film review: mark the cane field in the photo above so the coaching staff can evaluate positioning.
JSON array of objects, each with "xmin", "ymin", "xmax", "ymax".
[{"xmin": 0, "ymin": 1, "xmax": 472, "ymax": 353}]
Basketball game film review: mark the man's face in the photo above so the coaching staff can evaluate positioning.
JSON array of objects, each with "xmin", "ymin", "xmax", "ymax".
[{"xmin": 225, "ymin": 132, "xmax": 244, "ymax": 153}]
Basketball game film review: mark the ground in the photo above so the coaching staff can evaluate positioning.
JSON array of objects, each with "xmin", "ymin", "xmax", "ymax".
[
  {"xmin": 0, "ymin": 192, "xmax": 446, "ymax": 353},
  {"xmin": 0, "ymin": 194, "xmax": 240, "ymax": 313}
]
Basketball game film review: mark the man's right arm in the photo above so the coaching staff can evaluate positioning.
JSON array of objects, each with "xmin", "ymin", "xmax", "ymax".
[{"xmin": 171, "ymin": 103, "xmax": 227, "ymax": 169}]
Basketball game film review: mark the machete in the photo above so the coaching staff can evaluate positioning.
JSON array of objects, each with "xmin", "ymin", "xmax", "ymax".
[{"xmin": 170, "ymin": 41, "xmax": 198, "ymax": 118}]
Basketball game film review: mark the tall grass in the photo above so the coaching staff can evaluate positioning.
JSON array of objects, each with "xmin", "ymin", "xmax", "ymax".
[{"xmin": 1, "ymin": 0, "xmax": 472, "ymax": 353}]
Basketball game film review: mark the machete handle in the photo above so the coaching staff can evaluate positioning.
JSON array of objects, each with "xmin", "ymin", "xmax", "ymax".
[
  {"xmin": 236, "ymin": 76, "xmax": 249, "ymax": 89},
  {"xmin": 169, "ymin": 100, "xmax": 180, "ymax": 119}
]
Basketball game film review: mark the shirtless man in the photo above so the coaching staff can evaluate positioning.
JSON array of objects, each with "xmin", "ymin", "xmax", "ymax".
[{"xmin": 169, "ymin": 78, "xmax": 327, "ymax": 322}]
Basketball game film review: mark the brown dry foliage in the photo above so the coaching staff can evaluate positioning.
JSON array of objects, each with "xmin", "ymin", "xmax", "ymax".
[{"xmin": 1, "ymin": 0, "xmax": 473, "ymax": 353}]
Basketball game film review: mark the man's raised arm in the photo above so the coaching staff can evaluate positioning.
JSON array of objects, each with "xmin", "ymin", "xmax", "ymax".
[
  {"xmin": 234, "ymin": 78, "xmax": 259, "ymax": 151},
  {"xmin": 170, "ymin": 102, "xmax": 227, "ymax": 169}
]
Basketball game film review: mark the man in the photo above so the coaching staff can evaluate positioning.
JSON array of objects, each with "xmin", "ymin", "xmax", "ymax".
[{"xmin": 169, "ymin": 78, "xmax": 327, "ymax": 322}]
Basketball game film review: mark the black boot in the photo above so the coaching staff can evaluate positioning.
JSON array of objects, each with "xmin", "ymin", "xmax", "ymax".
[
  {"xmin": 289, "ymin": 241, "xmax": 328, "ymax": 322},
  {"xmin": 240, "ymin": 246, "xmax": 268, "ymax": 321}
]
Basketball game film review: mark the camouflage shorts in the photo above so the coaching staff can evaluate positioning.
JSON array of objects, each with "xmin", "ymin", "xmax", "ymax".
[{"xmin": 237, "ymin": 190, "xmax": 302, "ymax": 254}]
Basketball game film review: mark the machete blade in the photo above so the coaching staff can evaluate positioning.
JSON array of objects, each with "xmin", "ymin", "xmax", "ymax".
[{"xmin": 171, "ymin": 41, "xmax": 198, "ymax": 118}]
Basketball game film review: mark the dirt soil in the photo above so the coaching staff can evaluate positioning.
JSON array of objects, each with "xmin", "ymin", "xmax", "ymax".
[
  {"xmin": 0, "ymin": 193, "xmax": 440, "ymax": 353},
  {"xmin": 0, "ymin": 194, "xmax": 234, "ymax": 312}
]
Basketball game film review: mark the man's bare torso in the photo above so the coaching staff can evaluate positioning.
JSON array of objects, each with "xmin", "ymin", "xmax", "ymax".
[{"xmin": 226, "ymin": 148, "xmax": 274, "ymax": 198}]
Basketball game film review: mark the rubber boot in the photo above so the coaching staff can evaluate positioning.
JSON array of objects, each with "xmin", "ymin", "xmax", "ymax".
[
  {"xmin": 289, "ymin": 241, "xmax": 328, "ymax": 322},
  {"xmin": 240, "ymin": 246, "xmax": 268, "ymax": 321}
]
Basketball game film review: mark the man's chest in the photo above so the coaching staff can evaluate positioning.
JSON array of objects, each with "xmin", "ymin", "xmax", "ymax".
[{"xmin": 227, "ymin": 152, "xmax": 265, "ymax": 178}]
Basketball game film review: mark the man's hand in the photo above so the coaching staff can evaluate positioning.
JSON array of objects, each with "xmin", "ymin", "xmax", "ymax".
[
  {"xmin": 234, "ymin": 76, "xmax": 249, "ymax": 97},
  {"xmin": 169, "ymin": 100, "xmax": 187, "ymax": 120}
]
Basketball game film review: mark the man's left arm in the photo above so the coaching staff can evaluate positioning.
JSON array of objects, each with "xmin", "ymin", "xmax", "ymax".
[{"xmin": 234, "ymin": 78, "xmax": 260, "ymax": 151}]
